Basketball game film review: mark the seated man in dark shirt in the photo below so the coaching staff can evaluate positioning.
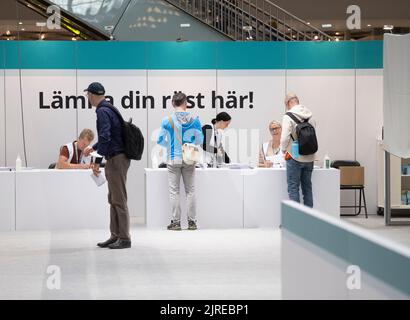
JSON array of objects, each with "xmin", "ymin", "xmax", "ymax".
[{"xmin": 56, "ymin": 128, "xmax": 94, "ymax": 169}]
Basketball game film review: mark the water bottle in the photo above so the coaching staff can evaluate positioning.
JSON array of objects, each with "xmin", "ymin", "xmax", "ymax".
[
  {"xmin": 216, "ymin": 146, "xmax": 224, "ymax": 167},
  {"xmin": 323, "ymin": 153, "xmax": 331, "ymax": 169},
  {"xmin": 402, "ymin": 191, "xmax": 407, "ymax": 205},
  {"xmin": 291, "ymin": 141, "xmax": 300, "ymax": 158},
  {"xmin": 211, "ymin": 155, "xmax": 217, "ymax": 168},
  {"xmin": 152, "ymin": 155, "xmax": 159, "ymax": 169},
  {"xmin": 15, "ymin": 154, "xmax": 22, "ymax": 171}
]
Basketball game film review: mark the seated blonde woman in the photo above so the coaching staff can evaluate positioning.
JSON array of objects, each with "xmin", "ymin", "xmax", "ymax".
[{"xmin": 258, "ymin": 121, "xmax": 282, "ymax": 168}]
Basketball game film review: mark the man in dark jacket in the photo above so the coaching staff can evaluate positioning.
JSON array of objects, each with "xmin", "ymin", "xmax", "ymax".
[{"xmin": 84, "ymin": 82, "xmax": 131, "ymax": 249}]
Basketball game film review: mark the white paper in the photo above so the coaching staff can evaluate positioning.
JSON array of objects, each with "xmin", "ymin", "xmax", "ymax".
[
  {"xmin": 90, "ymin": 151, "xmax": 103, "ymax": 159},
  {"xmin": 267, "ymin": 154, "xmax": 285, "ymax": 165},
  {"xmin": 91, "ymin": 172, "xmax": 106, "ymax": 187},
  {"xmin": 226, "ymin": 163, "xmax": 252, "ymax": 169}
]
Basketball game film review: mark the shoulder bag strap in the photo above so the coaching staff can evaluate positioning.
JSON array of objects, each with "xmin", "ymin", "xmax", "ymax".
[
  {"xmin": 286, "ymin": 112, "xmax": 301, "ymax": 141},
  {"xmin": 168, "ymin": 115, "xmax": 182, "ymax": 144},
  {"xmin": 286, "ymin": 112, "xmax": 302, "ymax": 124},
  {"xmin": 102, "ymin": 104, "xmax": 125, "ymax": 124}
]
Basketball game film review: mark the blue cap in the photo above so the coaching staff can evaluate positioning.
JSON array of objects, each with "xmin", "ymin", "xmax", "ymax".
[{"xmin": 84, "ymin": 82, "xmax": 105, "ymax": 95}]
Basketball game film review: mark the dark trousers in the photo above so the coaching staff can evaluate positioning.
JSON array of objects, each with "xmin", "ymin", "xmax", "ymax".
[{"xmin": 105, "ymin": 153, "xmax": 131, "ymax": 240}]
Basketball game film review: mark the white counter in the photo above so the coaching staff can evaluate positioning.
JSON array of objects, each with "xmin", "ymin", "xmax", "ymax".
[
  {"xmin": 146, "ymin": 168, "xmax": 244, "ymax": 229},
  {"xmin": 15, "ymin": 169, "xmax": 110, "ymax": 231},
  {"xmin": 0, "ymin": 169, "xmax": 110, "ymax": 231},
  {"xmin": 0, "ymin": 171, "xmax": 15, "ymax": 231},
  {"xmin": 145, "ymin": 167, "xmax": 340, "ymax": 229},
  {"xmin": 243, "ymin": 167, "xmax": 340, "ymax": 228}
]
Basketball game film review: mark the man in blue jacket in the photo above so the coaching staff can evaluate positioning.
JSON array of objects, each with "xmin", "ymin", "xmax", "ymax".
[
  {"xmin": 84, "ymin": 82, "xmax": 131, "ymax": 249},
  {"xmin": 157, "ymin": 92, "xmax": 204, "ymax": 231}
]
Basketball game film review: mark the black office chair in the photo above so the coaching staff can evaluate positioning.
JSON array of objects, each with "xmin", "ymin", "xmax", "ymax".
[{"xmin": 331, "ymin": 160, "xmax": 368, "ymax": 218}]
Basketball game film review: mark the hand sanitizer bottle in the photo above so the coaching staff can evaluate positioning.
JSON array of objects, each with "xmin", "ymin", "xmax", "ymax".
[
  {"xmin": 16, "ymin": 154, "xmax": 22, "ymax": 171},
  {"xmin": 323, "ymin": 153, "xmax": 331, "ymax": 169}
]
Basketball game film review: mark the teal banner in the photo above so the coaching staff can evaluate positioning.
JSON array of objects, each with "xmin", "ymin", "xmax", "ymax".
[{"xmin": 1, "ymin": 41, "xmax": 383, "ymax": 70}]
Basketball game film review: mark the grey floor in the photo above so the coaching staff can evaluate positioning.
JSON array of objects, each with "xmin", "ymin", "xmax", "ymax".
[
  {"xmin": 1, "ymin": 215, "xmax": 409, "ymax": 300},
  {"xmin": 343, "ymin": 215, "xmax": 410, "ymax": 248},
  {"xmin": 0, "ymin": 227, "xmax": 281, "ymax": 300}
]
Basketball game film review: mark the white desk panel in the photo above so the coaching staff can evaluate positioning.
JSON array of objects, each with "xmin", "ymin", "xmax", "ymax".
[
  {"xmin": 0, "ymin": 171, "xmax": 15, "ymax": 231},
  {"xmin": 16, "ymin": 170, "xmax": 110, "ymax": 231}
]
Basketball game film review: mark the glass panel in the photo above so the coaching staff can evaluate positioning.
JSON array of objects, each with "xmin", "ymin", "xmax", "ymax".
[{"xmin": 50, "ymin": 0, "xmax": 131, "ymax": 32}]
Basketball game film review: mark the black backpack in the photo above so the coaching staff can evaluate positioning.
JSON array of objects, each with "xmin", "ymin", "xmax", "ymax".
[
  {"xmin": 286, "ymin": 112, "xmax": 318, "ymax": 155},
  {"xmin": 104, "ymin": 104, "xmax": 144, "ymax": 161}
]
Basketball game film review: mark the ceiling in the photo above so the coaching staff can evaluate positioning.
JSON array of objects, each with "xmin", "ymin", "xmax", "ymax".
[
  {"xmin": 1, "ymin": 0, "xmax": 409, "ymax": 41},
  {"xmin": 0, "ymin": 0, "xmax": 37, "ymax": 20},
  {"xmin": 0, "ymin": 0, "xmax": 79, "ymax": 40},
  {"xmin": 272, "ymin": 0, "xmax": 410, "ymax": 31}
]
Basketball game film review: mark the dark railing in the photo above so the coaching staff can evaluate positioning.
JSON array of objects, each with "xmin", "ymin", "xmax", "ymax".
[{"xmin": 165, "ymin": 0, "xmax": 334, "ymax": 41}]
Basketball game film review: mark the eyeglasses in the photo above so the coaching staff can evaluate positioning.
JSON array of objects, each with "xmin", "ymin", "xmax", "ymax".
[{"xmin": 269, "ymin": 127, "xmax": 281, "ymax": 132}]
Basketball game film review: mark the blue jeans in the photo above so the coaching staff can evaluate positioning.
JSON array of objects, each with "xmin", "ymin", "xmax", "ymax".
[{"xmin": 286, "ymin": 158, "xmax": 314, "ymax": 208}]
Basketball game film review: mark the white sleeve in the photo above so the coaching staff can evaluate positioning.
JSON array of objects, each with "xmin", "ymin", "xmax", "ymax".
[{"xmin": 280, "ymin": 115, "xmax": 292, "ymax": 153}]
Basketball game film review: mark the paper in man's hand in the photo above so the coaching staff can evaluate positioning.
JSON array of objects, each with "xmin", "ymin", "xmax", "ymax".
[
  {"xmin": 91, "ymin": 172, "xmax": 106, "ymax": 187},
  {"xmin": 90, "ymin": 151, "xmax": 103, "ymax": 159}
]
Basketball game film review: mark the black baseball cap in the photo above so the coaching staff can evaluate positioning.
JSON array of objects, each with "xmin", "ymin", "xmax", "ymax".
[{"xmin": 84, "ymin": 82, "xmax": 105, "ymax": 95}]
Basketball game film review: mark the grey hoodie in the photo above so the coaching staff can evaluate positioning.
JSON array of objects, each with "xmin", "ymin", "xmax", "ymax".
[
  {"xmin": 175, "ymin": 111, "xmax": 193, "ymax": 125},
  {"xmin": 280, "ymin": 104, "xmax": 316, "ymax": 163}
]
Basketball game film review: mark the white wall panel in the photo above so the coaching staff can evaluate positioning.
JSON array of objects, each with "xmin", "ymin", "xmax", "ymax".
[
  {"xmin": 20, "ymin": 70, "xmax": 76, "ymax": 169},
  {"xmin": 286, "ymin": 69, "xmax": 356, "ymax": 162},
  {"xmin": 356, "ymin": 69, "xmax": 383, "ymax": 214},
  {"xmin": 217, "ymin": 70, "xmax": 286, "ymax": 164},
  {"xmin": 146, "ymin": 70, "xmax": 218, "ymax": 166},
  {"xmin": 5, "ymin": 70, "xmax": 25, "ymax": 167}
]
